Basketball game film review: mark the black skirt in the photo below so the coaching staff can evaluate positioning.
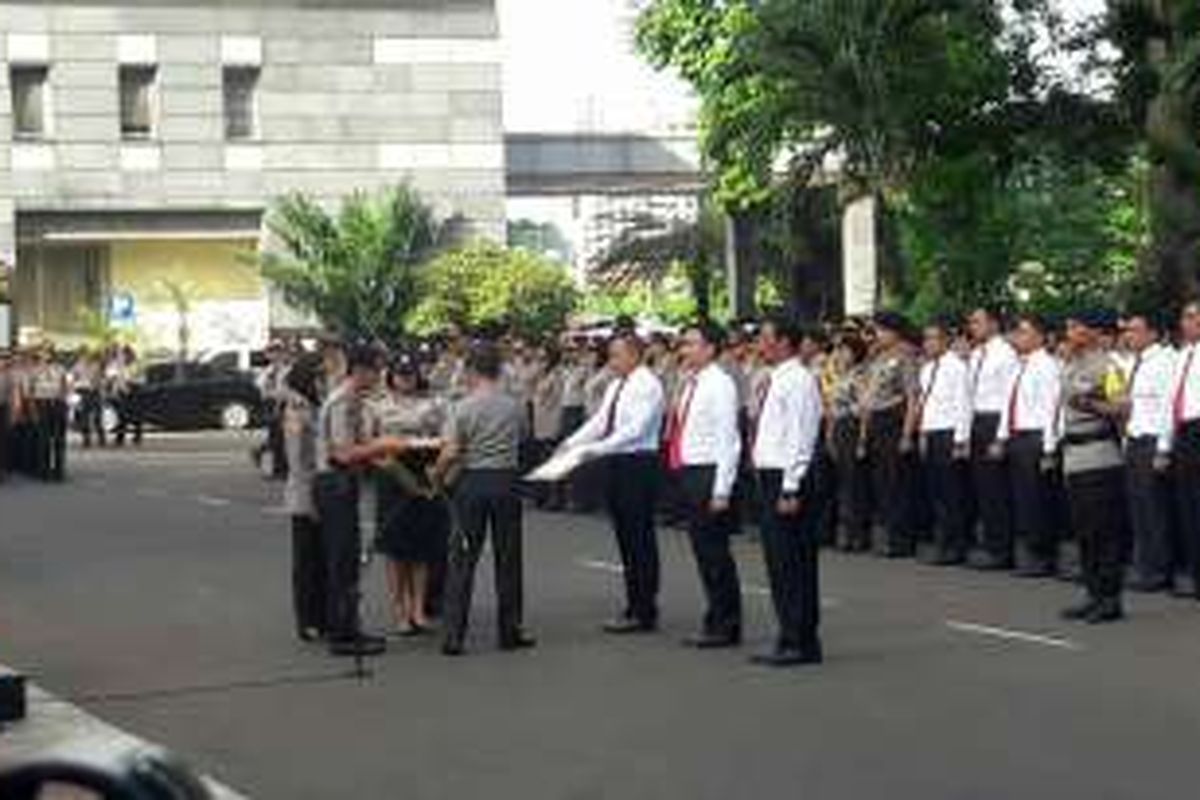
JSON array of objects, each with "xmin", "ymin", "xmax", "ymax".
[{"xmin": 374, "ymin": 454, "xmax": 450, "ymax": 564}]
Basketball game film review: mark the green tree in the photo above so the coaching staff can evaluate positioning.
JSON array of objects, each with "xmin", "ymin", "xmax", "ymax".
[
  {"xmin": 407, "ymin": 242, "xmax": 578, "ymax": 339},
  {"xmin": 591, "ymin": 200, "xmax": 727, "ymax": 319},
  {"xmin": 259, "ymin": 185, "xmax": 442, "ymax": 342},
  {"xmin": 1105, "ymin": 1, "xmax": 1200, "ymax": 299}
]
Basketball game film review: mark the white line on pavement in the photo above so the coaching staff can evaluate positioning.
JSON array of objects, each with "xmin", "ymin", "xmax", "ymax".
[
  {"xmin": 945, "ymin": 620, "xmax": 1083, "ymax": 651},
  {"xmin": 576, "ymin": 559, "xmax": 841, "ymax": 609},
  {"xmin": 196, "ymin": 495, "xmax": 233, "ymax": 508}
]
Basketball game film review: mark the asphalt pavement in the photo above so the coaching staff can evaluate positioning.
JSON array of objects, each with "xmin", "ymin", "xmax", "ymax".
[{"xmin": 1, "ymin": 433, "xmax": 1199, "ymax": 799}]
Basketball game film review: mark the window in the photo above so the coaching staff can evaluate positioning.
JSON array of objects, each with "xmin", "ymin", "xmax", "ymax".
[
  {"xmin": 223, "ymin": 66, "xmax": 259, "ymax": 140},
  {"xmin": 119, "ymin": 65, "xmax": 157, "ymax": 139},
  {"xmin": 10, "ymin": 66, "xmax": 49, "ymax": 139}
]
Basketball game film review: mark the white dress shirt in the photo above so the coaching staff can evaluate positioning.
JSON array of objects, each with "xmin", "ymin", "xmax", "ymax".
[
  {"xmin": 1125, "ymin": 343, "xmax": 1176, "ymax": 451},
  {"xmin": 1166, "ymin": 341, "xmax": 1200, "ymax": 437},
  {"xmin": 997, "ymin": 348, "xmax": 1062, "ymax": 454},
  {"xmin": 564, "ymin": 365, "xmax": 664, "ymax": 457},
  {"xmin": 918, "ymin": 352, "xmax": 971, "ymax": 444},
  {"xmin": 969, "ymin": 335, "xmax": 1021, "ymax": 415},
  {"xmin": 751, "ymin": 358, "xmax": 822, "ymax": 493},
  {"xmin": 675, "ymin": 362, "xmax": 742, "ymax": 500}
]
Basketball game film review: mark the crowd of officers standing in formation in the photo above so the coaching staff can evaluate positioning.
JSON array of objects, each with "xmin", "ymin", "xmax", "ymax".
[
  {"xmin": 0, "ymin": 343, "xmax": 144, "ymax": 484},
  {"xmin": 266, "ymin": 298, "xmax": 1200, "ymax": 666}
]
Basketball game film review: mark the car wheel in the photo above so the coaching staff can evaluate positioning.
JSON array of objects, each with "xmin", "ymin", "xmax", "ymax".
[{"xmin": 220, "ymin": 402, "xmax": 252, "ymax": 431}]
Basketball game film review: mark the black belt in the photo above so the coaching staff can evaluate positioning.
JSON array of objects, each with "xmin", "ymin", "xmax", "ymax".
[{"xmin": 1062, "ymin": 431, "xmax": 1118, "ymax": 446}]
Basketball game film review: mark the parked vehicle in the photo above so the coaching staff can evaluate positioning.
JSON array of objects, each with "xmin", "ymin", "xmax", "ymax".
[{"xmin": 135, "ymin": 361, "xmax": 265, "ymax": 431}]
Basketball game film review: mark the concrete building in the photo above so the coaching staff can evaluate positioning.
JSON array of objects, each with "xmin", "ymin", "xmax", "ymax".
[{"xmin": 1, "ymin": 0, "xmax": 504, "ymax": 352}]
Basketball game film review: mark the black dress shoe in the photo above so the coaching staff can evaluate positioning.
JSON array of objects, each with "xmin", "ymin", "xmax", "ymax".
[
  {"xmin": 968, "ymin": 553, "xmax": 1014, "ymax": 571},
  {"xmin": 683, "ymin": 631, "xmax": 741, "ymax": 649},
  {"xmin": 1085, "ymin": 599, "xmax": 1124, "ymax": 624},
  {"xmin": 1013, "ymin": 564, "xmax": 1056, "ymax": 579},
  {"xmin": 1060, "ymin": 599, "xmax": 1099, "ymax": 621},
  {"xmin": 1169, "ymin": 583, "xmax": 1200, "ymax": 600},
  {"xmin": 499, "ymin": 632, "xmax": 538, "ymax": 651},
  {"xmin": 750, "ymin": 646, "xmax": 823, "ymax": 667},
  {"xmin": 441, "ymin": 640, "xmax": 465, "ymax": 657},
  {"xmin": 328, "ymin": 634, "xmax": 387, "ymax": 657},
  {"xmin": 602, "ymin": 618, "xmax": 658, "ymax": 634}
]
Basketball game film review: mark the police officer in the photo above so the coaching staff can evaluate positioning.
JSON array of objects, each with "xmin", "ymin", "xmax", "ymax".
[
  {"xmin": 434, "ymin": 342, "xmax": 536, "ymax": 657},
  {"xmin": 860, "ymin": 312, "xmax": 918, "ymax": 558},
  {"xmin": 1060, "ymin": 310, "xmax": 1128, "ymax": 623},
  {"xmin": 31, "ymin": 346, "xmax": 68, "ymax": 482},
  {"xmin": 314, "ymin": 344, "xmax": 407, "ymax": 658}
]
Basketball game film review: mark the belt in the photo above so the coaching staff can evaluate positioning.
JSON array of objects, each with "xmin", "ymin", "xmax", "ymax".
[{"xmin": 1062, "ymin": 431, "xmax": 1118, "ymax": 446}]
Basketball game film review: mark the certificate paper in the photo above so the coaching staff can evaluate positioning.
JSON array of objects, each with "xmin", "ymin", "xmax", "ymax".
[{"xmin": 525, "ymin": 447, "xmax": 590, "ymax": 482}]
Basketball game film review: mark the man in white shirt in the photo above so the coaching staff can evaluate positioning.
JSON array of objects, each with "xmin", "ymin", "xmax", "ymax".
[
  {"xmin": 995, "ymin": 315, "xmax": 1062, "ymax": 577},
  {"xmin": 966, "ymin": 307, "xmax": 1021, "ymax": 570},
  {"xmin": 563, "ymin": 332, "xmax": 666, "ymax": 633},
  {"xmin": 1121, "ymin": 311, "xmax": 1178, "ymax": 593},
  {"xmin": 750, "ymin": 317, "xmax": 825, "ymax": 667},
  {"xmin": 1167, "ymin": 300, "xmax": 1200, "ymax": 599},
  {"xmin": 912, "ymin": 319, "xmax": 972, "ymax": 565},
  {"xmin": 665, "ymin": 321, "xmax": 743, "ymax": 648}
]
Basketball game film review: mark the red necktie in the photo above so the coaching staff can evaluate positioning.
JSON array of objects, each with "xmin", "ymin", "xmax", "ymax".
[
  {"xmin": 666, "ymin": 378, "xmax": 697, "ymax": 471},
  {"xmin": 602, "ymin": 377, "xmax": 627, "ymax": 437},
  {"xmin": 1008, "ymin": 359, "xmax": 1028, "ymax": 434},
  {"xmin": 1174, "ymin": 346, "xmax": 1195, "ymax": 428}
]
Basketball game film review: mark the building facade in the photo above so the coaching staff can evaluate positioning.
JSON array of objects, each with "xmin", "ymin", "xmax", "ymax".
[{"xmin": 0, "ymin": 0, "xmax": 503, "ymax": 352}]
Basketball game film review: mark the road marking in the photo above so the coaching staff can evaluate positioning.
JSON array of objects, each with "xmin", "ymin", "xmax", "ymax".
[
  {"xmin": 577, "ymin": 559, "xmax": 841, "ymax": 609},
  {"xmin": 196, "ymin": 495, "xmax": 233, "ymax": 508},
  {"xmin": 945, "ymin": 620, "xmax": 1083, "ymax": 651}
]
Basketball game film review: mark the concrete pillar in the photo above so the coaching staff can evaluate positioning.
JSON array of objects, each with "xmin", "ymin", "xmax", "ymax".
[{"xmin": 842, "ymin": 195, "xmax": 878, "ymax": 317}]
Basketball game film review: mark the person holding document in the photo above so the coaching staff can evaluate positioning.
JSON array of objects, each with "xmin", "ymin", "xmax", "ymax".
[
  {"xmin": 560, "ymin": 332, "xmax": 666, "ymax": 634},
  {"xmin": 750, "ymin": 317, "xmax": 826, "ymax": 666}
]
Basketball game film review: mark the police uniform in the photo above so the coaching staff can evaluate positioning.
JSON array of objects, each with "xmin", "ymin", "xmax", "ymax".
[
  {"xmin": 860, "ymin": 343, "xmax": 917, "ymax": 556},
  {"xmin": 31, "ymin": 354, "xmax": 68, "ymax": 482},
  {"xmin": 1060, "ymin": 344, "xmax": 1127, "ymax": 622}
]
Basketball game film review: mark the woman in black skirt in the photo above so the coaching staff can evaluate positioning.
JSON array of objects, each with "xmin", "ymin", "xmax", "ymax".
[{"xmin": 371, "ymin": 358, "xmax": 450, "ymax": 636}]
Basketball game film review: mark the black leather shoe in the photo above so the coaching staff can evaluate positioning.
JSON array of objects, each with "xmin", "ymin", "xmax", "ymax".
[
  {"xmin": 749, "ymin": 646, "xmax": 822, "ymax": 667},
  {"xmin": 1127, "ymin": 578, "xmax": 1170, "ymax": 594},
  {"xmin": 1014, "ymin": 564, "xmax": 1056, "ymax": 579},
  {"xmin": 499, "ymin": 632, "xmax": 538, "ymax": 651},
  {"xmin": 328, "ymin": 634, "xmax": 386, "ymax": 657},
  {"xmin": 1060, "ymin": 599, "xmax": 1099, "ymax": 621},
  {"xmin": 1085, "ymin": 599, "xmax": 1124, "ymax": 624},
  {"xmin": 602, "ymin": 618, "xmax": 658, "ymax": 634},
  {"xmin": 441, "ymin": 640, "xmax": 465, "ymax": 657},
  {"xmin": 683, "ymin": 631, "xmax": 741, "ymax": 649}
]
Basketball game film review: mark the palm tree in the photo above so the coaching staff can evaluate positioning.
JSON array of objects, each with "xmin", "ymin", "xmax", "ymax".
[{"xmin": 259, "ymin": 184, "xmax": 445, "ymax": 342}]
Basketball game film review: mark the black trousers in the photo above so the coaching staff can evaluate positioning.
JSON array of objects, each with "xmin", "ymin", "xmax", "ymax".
[
  {"xmin": 1008, "ymin": 431, "xmax": 1056, "ymax": 568},
  {"xmin": 1066, "ymin": 466, "xmax": 1126, "ymax": 601},
  {"xmin": 268, "ymin": 406, "xmax": 287, "ymax": 479},
  {"xmin": 603, "ymin": 453, "xmax": 661, "ymax": 624},
  {"xmin": 1173, "ymin": 421, "xmax": 1200, "ymax": 594},
  {"xmin": 314, "ymin": 470, "xmax": 363, "ymax": 641},
  {"xmin": 921, "ymin": 431, "xmax": 969, "ymax": 558},
  {"xmin": 830, "ymin": 416, "xmax": 869, "ymax": 548},
  {"xmin": 77, "ymin": 389, "xmax": 105, "ymax": 448},
  {"xmin": 34, "ymin": 399, "xmax": 67, "ymax": 481},
  {"xmin": 866, "ymin": 407, "xmax": 908, "ymax": 552},
  {"xmin": 679, "ymin": 465, "xmax": 742, "ymax": 636},
  {"xmin": 756, "ymin": 469, "xmax": 821, "ymax": 651},
  {"xmin": 291, "ymin": 514, "xmax": 328, "ymax": 635},
  {"xmin": 1126, "ymin": 436, "xmax": 1175, "ymax": 586},
  {"xmin": 114, "ymin": 388, "xmax": 143, "ymax": 446},
  {"xmin": 444, "ymin": 469, "xmax": 525, "ymax": 646},
  {"xmin": 971, "ymin": 413, "xmax": 1012, "ymax": 562}
]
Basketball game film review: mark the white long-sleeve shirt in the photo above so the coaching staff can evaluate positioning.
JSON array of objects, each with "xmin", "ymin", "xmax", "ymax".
[
  {"xmin": 918, "ymin": 352, "xmax": 971, "ymax": 445},
  {"xmin": 1124, "ymin": 342, "xmax": 1176, "ymax": 451},
  {"xmin": 970, "ymin": 335, "xmax": 1021, "ymax": 415},
  {"xmin": 751, "ymin": 358, "xmax": 822, "ymax": 493},
  {"xmin": 997, "ymin": 348, "xmax": 1062, "ymax": 454},
  {"xmin": 675, "ymin": 362, "xmax": 741, "ymax": 500},
  {"xmin": 564, "ymin": 365, "xmax": 664, "ymax": 457},
  {"xmin": 1166, "ymin": 342, "xmax": 1200, "ymax": 444}
]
